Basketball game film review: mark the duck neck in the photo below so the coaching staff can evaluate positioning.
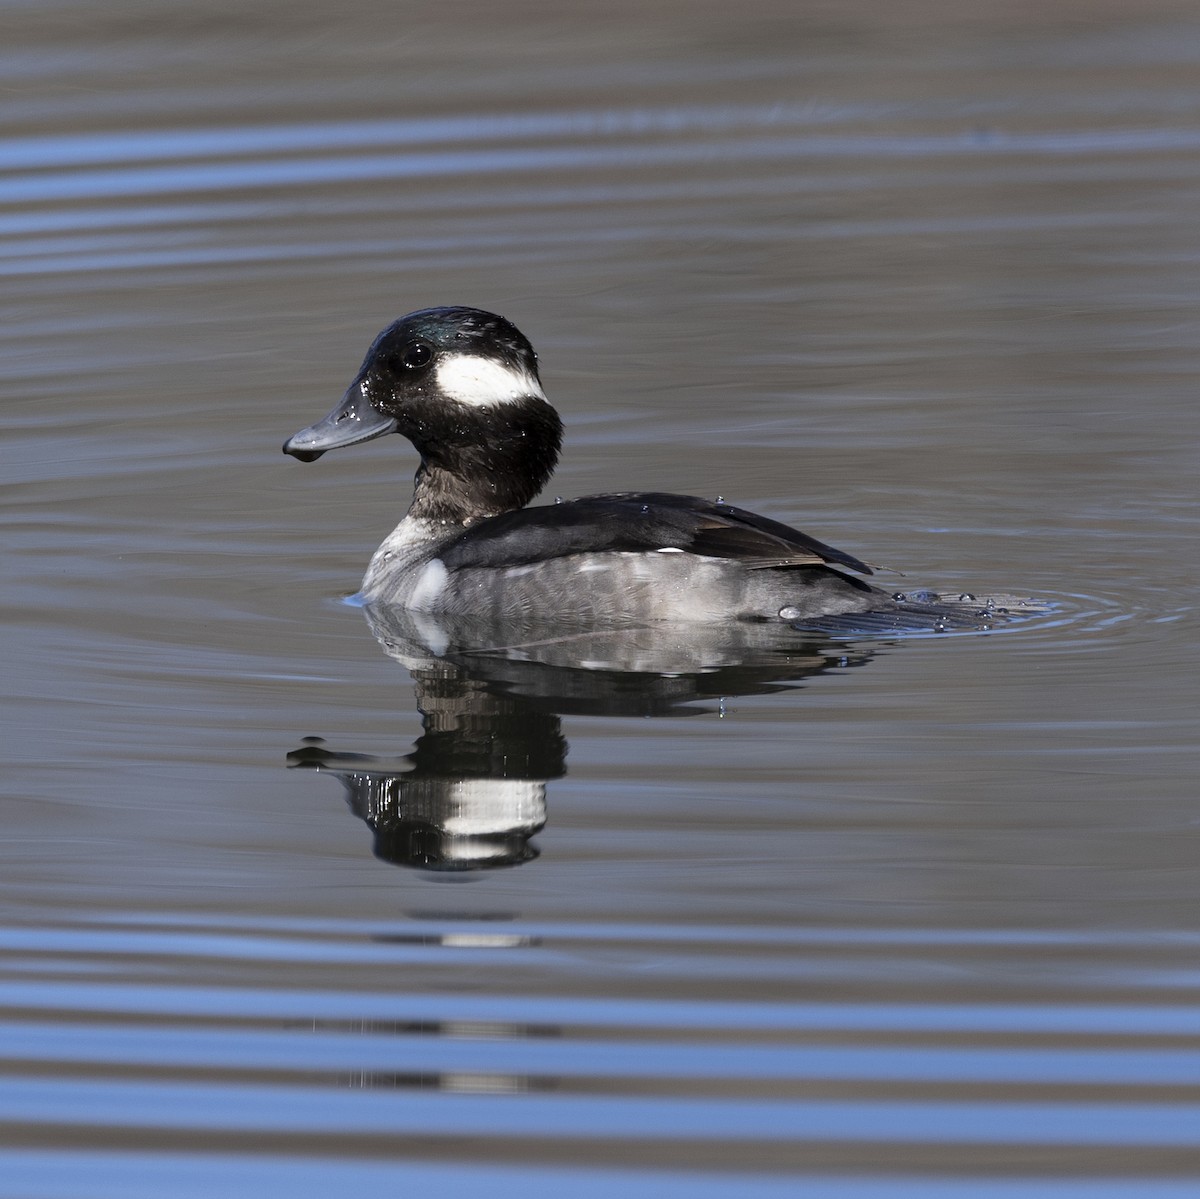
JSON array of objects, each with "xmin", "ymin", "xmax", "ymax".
[{"xmin": 406, "ymin": 397, "xmax": 563, "ymax": 526}]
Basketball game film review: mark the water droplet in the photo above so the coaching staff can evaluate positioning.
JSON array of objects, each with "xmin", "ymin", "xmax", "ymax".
[
  {"xmin": 892, "ymin": 592, "xmax": 908, "ymax": 603},
  {"xmin": 554, "ymin": 495, "xmax": 563, "ymax": 504},
  {"xmin": 715, "ymin": 494, "xmax": 725, "ymax": 504},
  {"xmin": 640, "ymin": 504, "xmax": 649, "ymax": 515},
  {"xmin": 778, "ymin": 606, "xmax": 801, "ymax": 621},
  {"xmin": 958, "ymin": 593, "xmax": 976, "ymax": 602}
]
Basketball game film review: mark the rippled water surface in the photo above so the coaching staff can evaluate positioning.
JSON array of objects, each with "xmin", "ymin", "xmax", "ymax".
[{"xmin": 4, "ymin": 1, "xmax": 1200, "ymax": 1193}]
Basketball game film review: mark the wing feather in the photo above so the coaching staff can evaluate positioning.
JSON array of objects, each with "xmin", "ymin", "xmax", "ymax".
[{"xmin": 439, "ymin": 492, "xmax": 872, "ymax": 576}]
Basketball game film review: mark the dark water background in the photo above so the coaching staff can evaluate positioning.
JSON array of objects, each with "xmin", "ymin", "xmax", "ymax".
[{"xmin": 3, "ymin": 1, "xmax": 1200, "ymax": 1193}]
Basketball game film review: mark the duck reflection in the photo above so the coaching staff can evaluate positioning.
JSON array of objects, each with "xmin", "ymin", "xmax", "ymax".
[{"xmin": 288, "ymin": 606, "xmax": 875, "ymax": 873}]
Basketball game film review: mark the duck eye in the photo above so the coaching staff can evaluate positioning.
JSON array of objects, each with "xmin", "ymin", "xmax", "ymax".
[{"xmin": 400, "ymin": 342, "xmax": 433, "ymax": 370}]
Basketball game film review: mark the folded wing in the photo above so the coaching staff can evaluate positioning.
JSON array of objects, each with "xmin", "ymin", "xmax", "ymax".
[{"xmin": 438, "ymin": 492, "xmax": 873, "ymax": 576}]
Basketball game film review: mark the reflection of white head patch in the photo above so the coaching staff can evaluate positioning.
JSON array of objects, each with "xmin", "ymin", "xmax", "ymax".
[{"xmin": 436, "ymin": 355, "xmax": 545, "ymax": 407}]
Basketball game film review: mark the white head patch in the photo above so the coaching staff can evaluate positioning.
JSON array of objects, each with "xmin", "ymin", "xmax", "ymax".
[{"xmin": 435, "ymin": 355, "xmax": 545, "ymax": 407}]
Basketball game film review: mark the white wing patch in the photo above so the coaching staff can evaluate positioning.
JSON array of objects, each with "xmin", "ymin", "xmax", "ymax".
[{"xmin": 436, "ymin": 355, "xmax": 545, "ymax": 407}]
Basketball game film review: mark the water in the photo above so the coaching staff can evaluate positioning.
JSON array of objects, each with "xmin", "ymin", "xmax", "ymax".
[{"xmin": 3, "ymin": 0, "xmax": 1200, "ymax": 1192}]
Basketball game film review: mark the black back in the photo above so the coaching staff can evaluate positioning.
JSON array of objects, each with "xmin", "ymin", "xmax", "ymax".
[{"xmin": 438, "ymin": 492, "xmax": 873, "ymax": 576}]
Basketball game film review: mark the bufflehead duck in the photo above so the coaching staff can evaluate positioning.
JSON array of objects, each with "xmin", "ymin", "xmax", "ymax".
[{"xmin": 284, "ymin": 307, "xmax": 988, "ymax": 629}]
